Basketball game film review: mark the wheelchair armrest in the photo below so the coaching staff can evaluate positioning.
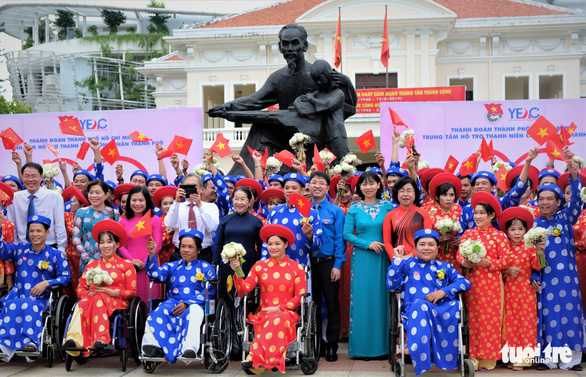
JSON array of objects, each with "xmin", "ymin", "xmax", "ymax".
[{"xmin": 301, "ymin": 293, "xmax": 311, "ymax": 298}]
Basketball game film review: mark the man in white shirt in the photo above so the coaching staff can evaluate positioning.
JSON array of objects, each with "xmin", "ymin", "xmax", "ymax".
[
  {"xmin": 7, "ymin": 162, "xmax": 67, "ymax": 252},
  {"xmin": 165, "ymin": 173, "xmax": 219, "ymax": 263}
]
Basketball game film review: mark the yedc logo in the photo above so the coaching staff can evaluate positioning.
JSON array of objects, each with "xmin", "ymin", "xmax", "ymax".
[
  {"xmin": 508, "ymin": 107, "xmax": 540, "ymax": 120},
  {"xmin": 80, "ymin": 118, "xmax": 108, "ymax": 131}
]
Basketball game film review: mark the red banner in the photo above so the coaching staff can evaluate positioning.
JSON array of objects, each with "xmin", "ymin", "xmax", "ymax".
[{"xmin": 356, "ymin": 86, "xmax": 466, "ymax": 114}]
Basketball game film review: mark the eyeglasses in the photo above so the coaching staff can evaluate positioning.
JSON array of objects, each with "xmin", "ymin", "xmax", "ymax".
[{"xmin": 310, "ymin": 181, "xmax": 328, "ymax": 186}]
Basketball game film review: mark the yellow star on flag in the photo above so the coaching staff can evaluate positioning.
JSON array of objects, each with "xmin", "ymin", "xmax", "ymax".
[
  {"xmin": 138, "ymin": 133, "xmax": 145, "ymax": 141},
  {"xmin": 551, "ymin": 148, "xmax": 561, "ymax": 158},
  {"xmin": 499, "ymin": 174, "xmax": 506, "ymax": 181},
  {"xmin": 297, "ymin": 199, "xmax": 305, "ymax": 208},
  {"xmin": 136, "ymin": 220, "xmax": 145, "ymax": 231},
  {"xmin": 217, "ymin": 141, "xmax": 225, "ymax": 150},
  {"xmin": 362, "ymin": 139, "xmax": 371, "ymax": 147},
  {"xmin": 463, "ymin": 161, "xmax": 472, "ymax": 169},
  {"xmin": 108, "ymin": 149, "xmax": 117, "ymax": 157},
  {"xmin": 447, "ymin": 162, "xmax": 454, "ymax": 169},
  {"xmin": 70, "ymin": 125, "xmax": 78, "ymax": 132},
  {"xmin": 176, "ymin": 141, "xmax": 184, "ymax": 150},
  {"xmin": 491, "ymin": 106, "xmax": 497, "ymax": 112},
  {"xmin": 537, "ymin": 127, "xmax": 549, "ymax": 138}
]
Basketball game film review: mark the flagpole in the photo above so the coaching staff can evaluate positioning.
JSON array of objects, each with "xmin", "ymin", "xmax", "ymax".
[
  {"xmin": 385, "ymin": 5, "xmax": 388, "ymax": 88},
  {"xmin": 338, "ymin": 7, "xmax": 342, "ymax": 74}
]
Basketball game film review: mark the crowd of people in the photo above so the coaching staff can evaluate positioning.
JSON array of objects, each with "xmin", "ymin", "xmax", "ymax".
[{"xmin": 0, "ymin": 131, "xmax": 585, "ymax": 375}]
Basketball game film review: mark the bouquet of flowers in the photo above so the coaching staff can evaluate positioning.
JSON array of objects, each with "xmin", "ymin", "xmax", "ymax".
[
  {"xmin": 435, "ymin": 218, "xmax": 462, "ymax": 255},
  {"xmin": 524, "ymin": 226, "xmax": 548, "ymax": 268},
  {"xmin": 580, "ymin": 187, "xmax": 586, "ymax": 204},
  {"xmin": 319, "ymin": 150, "xmax": 335, "ymax": 165},
  {"xmin": 333, "ymin": 162, "xmax": 357, "ymax": 198},
  {"xmin": 398, "ymin": 129, "xmax": 419, "ymax": 156},
  {"xmin": 265, "ymin": 156, "xmax": 282, "ymax": 178},
  {"xmin": 563, "ymin": 155, "xmax": 585, "ymax": 170},
  {"xmin": 42, "ymin": 163, "xmax": 62, "ymax": 193},
  {"xmin": 418, "ymin": 160, "xmax": 429, "ymax": 170},
  {"xmin": 221, "ymin": 242, "xmax": 247, "ymax": 279},
  {"xmin": 85, "ymin": 267, "xmax": 114, "ymax": 287},
  {"xmin": 193, "ymin": 162, "xmax": 211, "ymax": 176},
  {"xmin": 459, "ymin": 240, "xmax": 487, "ymax": 274},
  {"xmin": 491, "ymin": 161, "xmax": 513, "ymax": 175},
  {"xmin": 341, "ymin": 153, "xmax": 362, "ymax": 166},
  {"xmin": 289, "ymin": 133, "xmax": 310, "ymax": 161}
]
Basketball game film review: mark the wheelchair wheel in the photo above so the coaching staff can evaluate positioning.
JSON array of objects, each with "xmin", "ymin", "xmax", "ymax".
[
  {"xmin": 394, "ymin": 359, "xmax": 404, "ymax": 377},
  {"xmin": 464, "ymin": 359, "xmax": 475, "ymax": 377},
  {"xmin": 305, "ymin": 301, "xmax": 320, "ymax": 363},
  {"xmin": 141, "ymin": 360, "xmax": 159, "ymax": 374},
  {"xmin": 54, "ymin": 294, "xmax": 72, "ymax": 361},
  {"xmin": 65, "ymin": 352, "xmax": 72, "ymax": 371},
  {"xmin": 214, "ymin": 299, "xmax": 232, "ymax": 361},
  {"xmin": 128, "ymin": 297, "xmax": 147, "ymax": 365},
  {"xmin": 204, "ymin": 348, "xmax": 230, "ymax": 374},
  {"xmin": 300, "ymin": 356, "xmax": 318, "ymax": 375},
  {"xmin": 231, "ymin": 300, "xmax": 244, "ymax": 360},
  {"xmin": 47, "ymin": 345, "xmax": 54, "ymax": 368},
  {"xmin": 121, "ymin": 348, "xmax": 127, "ymax": 372}
]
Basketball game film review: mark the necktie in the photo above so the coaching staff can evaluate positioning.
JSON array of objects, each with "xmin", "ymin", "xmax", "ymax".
[
  {"xmin": 27, "ymin": 194, "xmax": 36, "ymax": 218},
  {"xmin": 188, "ymin": 202, "xmax": 198, "ymax": 230}
]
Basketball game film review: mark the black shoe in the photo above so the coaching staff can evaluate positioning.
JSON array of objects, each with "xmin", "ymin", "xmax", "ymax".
[
  {"xmin": 63, "ymin": 339, "xmax": 76, "ymax": 349},
  {"xmin": 93, "ymin": 341, "xmax": 107, "ymax": 349},
  {"xmin": 143, "ymin": 345, "xmax": 164, "ymax": 358},
  {"xmin": 241, "ymin": 360, "xmax": 253, "ymax": 368},
  {"xmin": 536, "ymin": 363, "xmax": 550, "ymax": 371},
  {"xmin": 326, "ymin": 347, "xmax": 338, "ymax": 362},
  {"xmin": 571, "ymin": 364, "xmax": 583, "ymax": 371},
  {"xmin": 182, "ymin": 349, "xmax": 196, "ymax": 359}
]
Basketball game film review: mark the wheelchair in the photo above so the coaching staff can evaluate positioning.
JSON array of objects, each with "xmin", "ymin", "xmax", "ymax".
[
  {"xmin": 389, "ymin": 291, "xmax": 475, "ymax": 377},
  {"xmin": 241, "ymin": 265, "xmax": 320, "ymax": 375},
  {"xmin": 62, "ymin": 296, "xmax": 147, "ymax": 372},
  {"xmin": 139, "ymin": 270, "xmax": 232, "ymax": 374},
  {"xmin": 0, "ymin": 284, "xmax": 72, "ymax": 367}
]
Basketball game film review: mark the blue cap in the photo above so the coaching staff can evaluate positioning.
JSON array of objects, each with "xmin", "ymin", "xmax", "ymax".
[
  {"xmin": 130, "ymin": 170, "xmax": 148, "ymax": 180},
  {"xmin": 73, "ymin": 169, "xmax": 95, "ymax": 181},
  {"xmin": 179, "ymin": 228, "xmax": 203, "ymax": 242},
  {"xmin": 64, "ymin": 200, "xmax": 73, "ymax": 213},
  {"xmin": 223, "ymin": 175, "xmax": 236, "ymax": 185},
  {"xmin": 353, "ymin": 171, "xmax": 364, "ymax": 176},
  {"xmin": 27, "ymin": 215, "xmax": 51, "ymax": 227},
  {"xmin": 538, "ymin": 168, "xmax": 561, "ymax": 181},
  {"xmin": 471, "ymin": 171, "xmax": 497, "ymax": 186},
  {"xmin": 538, "ymin": 184, "xmax": 565, "ymax": 207},
  {"xmin": 505, "ymin": 161, "xmax": 517, "ymax": 168},
  {"xmin": 386, "ymin": 167, "xmax": 408, "ymax": 177},
  {"xmin": 235, "ymin": 175, "xmax": 246, "ymax": 182},
  {"xmin": 202, "ymin": 174, "xmax": 213, "ymax": 184},
  {"xmin": 268, "ymin": 174, "xmax": 284, "ymax": 183},
  {"xmin": 283, "ymin": 173, "xmax": 305, "ymax": 187},
  {"xmin": 368, "ymin": 167, "xmax": 382, "ymax": 176},
  {"xmin": 414, "ymin": 229, "xmax": 440, "ymax": 244},
  {"xmin": 1, "ymin": 175, "xmax": 23, "ymax": 190},
  {"xmin": 105, "ymin": 180, "xmax": 117, "ymax": 191},
  {"xmin": 53, "ymin": 180, "xmax": 63, "ymax": 189},
  {"xmin": 147, "ymin": 174, "xmax": 168, "ymax": 186}
]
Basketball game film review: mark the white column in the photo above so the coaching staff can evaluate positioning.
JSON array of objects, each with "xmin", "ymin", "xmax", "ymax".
[
  {"xmin": 404, "ymin": 30, "xmax": 416, "ymax": 87},
  {"xmin": 420, "ymin": 30, "xmax": 432, "ymax": 87},
  {"xmin": 33, "ymin": 13, "xmax": 39, "ymax": 45},
  {"xmin": 82, "ymin": 16, "xmax": 87, "ymax": 36},
  {"xmin": 45, "ymin": 15, "xmax": 50, "ymax": 43},
  {"xmin": 321, "ymin": 32, "xmax": 334, "ymax": 66}
]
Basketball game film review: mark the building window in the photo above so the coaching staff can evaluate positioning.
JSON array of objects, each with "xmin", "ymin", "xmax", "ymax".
[
  {"xmin": 233, "ymin": 83, "xmax": 255, "ymax": 128},
  {"xmin": 202, "ymin": 85, "xmax": 224, "ymax": 129},
  {"xmin": 505, "ymin": 76, "xmax": 529, "ymax": 100},
  {"xmin": 448, "ymin": 78, "xmax": 474, "ymax": 101},
  {"xmin": 539, "ymin": 75, "xmax": 564, "ymax": 99},
  {"xmin": 355, "ymin": 73, "xmax": 397, "ymax": 89}
]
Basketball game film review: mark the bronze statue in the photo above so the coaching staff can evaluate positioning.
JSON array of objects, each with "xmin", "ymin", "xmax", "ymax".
[{"xmin": 208, "ymin": 24, "xmax": 357, "ymax": 175}]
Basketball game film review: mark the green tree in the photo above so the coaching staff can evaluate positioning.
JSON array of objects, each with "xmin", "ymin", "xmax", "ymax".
[
  {"xmin": 55, "ymin": 10, "xmax": 75, "ymax": 40},
  {"xmin": 101, "ymin": 9, "xmax": 126, "ymax": 35},
  {"xmin": 87, "ymin": 25, "xmax": 98, "ymax": 36},
  {"xmin": 147, "ymin": 0, "xmax": 170, "ymax": 34},
  {"xmin": 0, "ymin": 97, "xmax": 32, "ymax": 114}
]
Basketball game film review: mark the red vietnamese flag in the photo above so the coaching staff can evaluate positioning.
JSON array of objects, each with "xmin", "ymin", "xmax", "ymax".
[
  {"xmin": 388, "ymin": 108, "xmax": 407, "ymax": 127},
  {"xmin": 322, "ymin": 148, "xmax": 337, "ymax": 162},
  {"xmin": 77, "ymin": 141, "xmax": 90, "ymax": 160},
  {"xmin": 42, "ymin": 159, "xmax": 52, "ymax": 165},
  {"xmin": 101, "ymin": 139, "xmax": 120, "ymax": 165},
  {"xmin": 568, "ymin": 122, "xmax": 577, "ymax": 135},
  {"xmin": 261, "ymin": 147, "xmax": 269, "ymax": 168},
  {"xmin": 496, "ymin": 165, "xmax": 509, "ymax": 192},
  {"xmin": 546, "ymin": 139, "xmax": 565, "ymax": 161},
  {"xmin": 210, "ymin": 133, "xmax": 231, "ymax": 158},
  {"xmin": 355, "ymin": 130, "xmax": 377, "ymax": 154},
  {"xmin": 130, "ymin": 211, "xmax": 152, "ymax": 238},
  {"xmin": 560, "ymin": 125, "xmax": 574, "ymax": 146},
  {"xmin": 334, "ymin": 10, "xmax": 342, "ymax": 69},
  {"xmin": 480, "ymin": 137, "xmax": 493, "ymax": 162},
  {"xmin": 129, "ymin": 131, "xmax": 152, "ymax": 143},
  {"xmin": 45, "ymin": 142, "xmax": 59, "ymax": 157},
  {"xmin": 289, "ymin": 193, "xmax": 312, "ymax": 218},
  {"xmin": 58, "ymin": 116, "xmax": 85, "ymax": 137},
  {"xmin": 444, "ymin": 155, "xmax": 459, "ymax": 173},
  {"xmin": 405, "ymin": 135, "xmax": 414, "ymax": 151},
  {"xmin": 274, "ymin": 150, "xmax": 296, "ymax": 168},
  {"xmin": 459, "ymin": 153, "xmax": 478, "ymax": 177},
  {"xmin": 381, "ymin": 8, "xmax": 389, "ymax": 68},
  {"xmin": 527, "ymin": 116, "xmax": 558, "ymax": 145},
  {"xmin": 314, "ymin": 144, "xmax": 324, "ymax": 171},
  {"xmin": 0, "ymin": 127, "xmax": 23, "ymax": 150},
  {"xmin": 170, "ymin": 135, "xmax": 193, "ymax": 156}
]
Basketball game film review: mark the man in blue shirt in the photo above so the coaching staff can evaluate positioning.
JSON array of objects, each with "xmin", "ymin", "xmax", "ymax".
[{"xmin": 308, "ymin": 171, "xmax": 345, "ymax": 362}]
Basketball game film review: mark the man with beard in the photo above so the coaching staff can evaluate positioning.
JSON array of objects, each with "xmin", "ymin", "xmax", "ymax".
[{"xmin": 208, "ymin": 24, "xmax": 357, "ymax": 175}]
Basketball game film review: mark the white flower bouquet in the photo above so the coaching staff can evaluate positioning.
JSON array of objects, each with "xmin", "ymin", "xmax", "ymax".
[
  {"xmin": 524, "ymin": 226, "xmax": 549, "ymax": 268},
  {"xmin": 491, "ymin": 161, "xmax": 513, "ymax": 175},
  {"xmin": 43, "ymin": 163, "xmax": 60, "ymax": 179},
  {"xmin": 319, "ymin": 150, "xmax": 335, "ymax": 165},
  {"xmin": 580, "ymin": 187, "xmax": 586, "ymax": 204},
  {"xmin": 398, "ymin": 129, "xmax": 419, "ymax": 156},
  {"xmin": 459, "ymin": 240, "xmax": 487, "ymax": 274},
  {"xmin": 193, "ymin": 162, "xmax": 211, "ymax": 177},
  {"xmin": 418, "ymin": 160, "xmax": 429, "ymax": 170},
  {"xmin": 563, "ymin": 155, "xmax": 585, "ymax": 170},
  {"xmin": 332, "ymin": 162, "xmax": 356, "ymax": 198},
  {"xmin": 85, "ymin": 267, "xmax": 114, "ymax": 288},
  {"xmin": 265, "ymin": 156, "xmax": 282, "ymax": 177},
  {"xmin": 341, "ymin": 153, "xmax": 362, "ymax": 166},
  {"xmin": 435, "ymin": 218, "xmax": 462, "ymax": 255},
  {"xmin": 289, "ymin": 133, "xmax": 310, "ymax": 161},
  {"xmin": 221, "ymin": 242, "xmax": 247, "ymax": 279}
]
